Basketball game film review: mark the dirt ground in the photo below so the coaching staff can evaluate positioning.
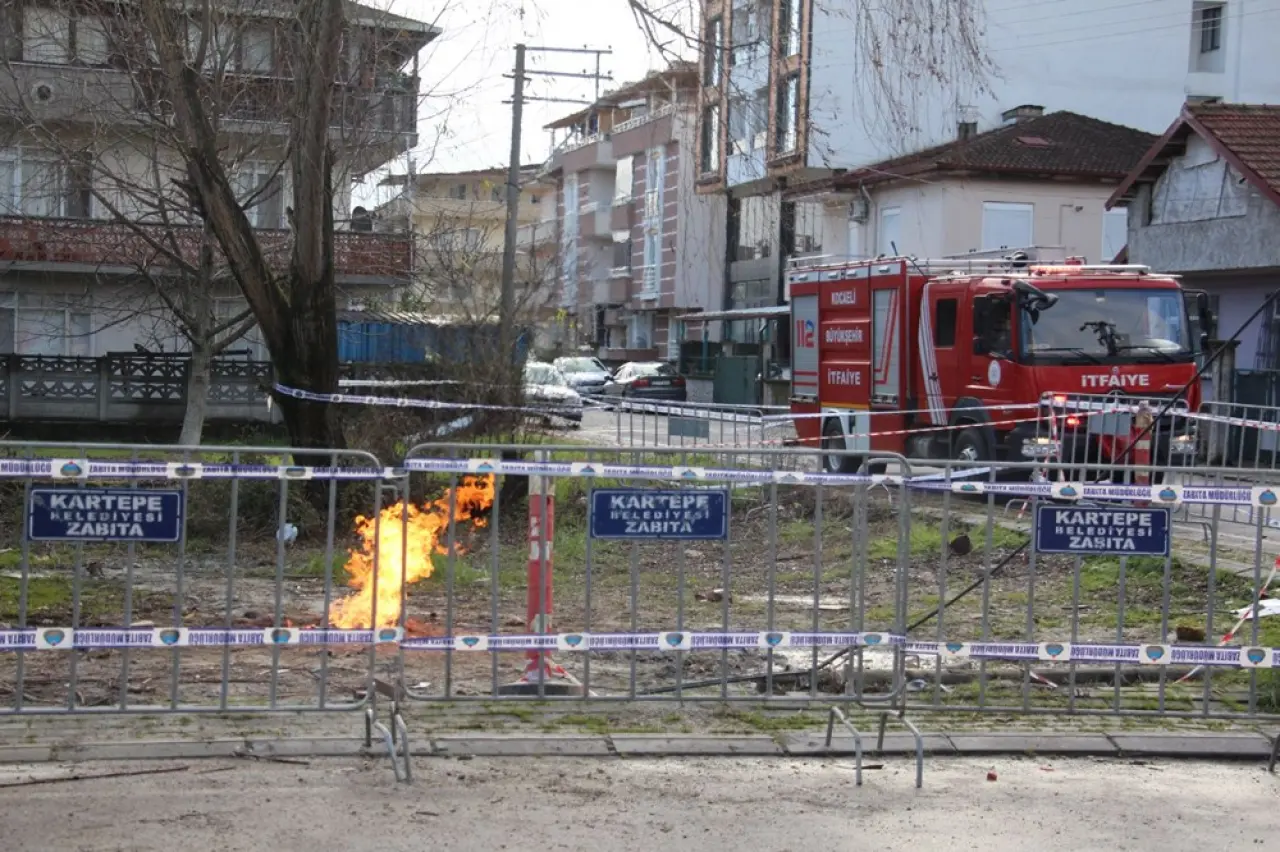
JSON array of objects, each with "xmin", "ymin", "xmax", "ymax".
[
  {"xmin": 3, "ymin": 476, "xmax": 1277, "ymax": 716},
  {"xmin": 1, "ymin": 755, "xmax": 1276, "ymax": 852}
]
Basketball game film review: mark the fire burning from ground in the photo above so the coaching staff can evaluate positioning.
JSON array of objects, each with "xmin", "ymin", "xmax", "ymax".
[{"xmin": 328, "ymin": 475, "xmax": 495, "ymax": 629}]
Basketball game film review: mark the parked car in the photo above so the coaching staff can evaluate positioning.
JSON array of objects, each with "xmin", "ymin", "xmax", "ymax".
[
  {"xmin": 602, "ymin": 362, "xmax": 687, "ymax": 402},
  {"xmin": 524, "ymin": 361, "xmax": 583, "ymax": 426},
  {"xmin": 553, "ymin": 356, "xmax": 612, "ymax": 398}
]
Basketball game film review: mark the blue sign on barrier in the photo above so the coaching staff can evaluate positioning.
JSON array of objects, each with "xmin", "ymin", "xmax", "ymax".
[
  {"xmin": 27, "ymin": 488, "xmax": 185, "ymax": 543},
  {"xmin": 1034, "ymin": 505, "xmax": 1170, "ymax": 556},
  {"xmin": 590, "ymin": 488, "xmax": 728, "ymax": 540}
]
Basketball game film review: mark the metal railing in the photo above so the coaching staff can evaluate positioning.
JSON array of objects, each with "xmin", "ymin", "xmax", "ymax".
[{"xmin": 5, "ymin": 420, "xmax": 1280, "ymax": 783}]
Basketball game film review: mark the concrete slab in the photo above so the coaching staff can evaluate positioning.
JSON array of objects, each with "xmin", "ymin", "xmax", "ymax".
[
  {"xmin": 783, "ymin": 732, "xmax": 955, "ymax": 756},
  {"xmin": 431, "ymin": 736, "xmax": 612, "ymax": 757},
  {"xmin": 1108, "ymin": 733, "xmax": 1274, "ymax": 759},
  {"xmin": 948, "ymin": 734, "xmax": 1118, "ymax": 756},
  {"xmin": 610, "ymin": 735, "xmax": 782, "ymax": 756},
  {"xmin": 38, "ymin": 738, "xmax": 369, "ymax": 763}
]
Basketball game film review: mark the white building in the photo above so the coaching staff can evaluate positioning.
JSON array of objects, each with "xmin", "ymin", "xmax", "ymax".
[
  {"xmin": 0, "ymin": 2, "xmax": 436, "ymax": 359},
  {"xmin": 697, "ymin": 0, "xmax": 1280, "ymax": 320}
]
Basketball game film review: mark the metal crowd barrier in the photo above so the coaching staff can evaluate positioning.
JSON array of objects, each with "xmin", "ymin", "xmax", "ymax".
[
  {"xmin": 0, "ymin": 441, "xmax": 412, "ymax": 778},
  {"xmin": 6, "ymin": 432, "xmax": 1280, "ymax": 784}
]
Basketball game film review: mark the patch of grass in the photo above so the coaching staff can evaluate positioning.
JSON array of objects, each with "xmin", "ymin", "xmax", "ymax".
[
  {"xmin": 868, "ymin": 519, "xmax": 1027, "ymax": 560},
  {"xmin": 715, "ymin": 709, "xmax": 821, "ymax": 732},
  {"xmin": 0, "ymin": 575, "xmax": 174, "ymax": 624},
  {"xmin": 552, "ymin": 713, "xmax": 612, "ymax": 735},
  {"xmin": 291, "ymin": 552, "xmax": 352, "ymax": 584}
]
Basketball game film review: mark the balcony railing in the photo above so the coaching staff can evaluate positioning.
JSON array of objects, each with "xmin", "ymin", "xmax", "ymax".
[
  {"xmin": 132, "ymin": 72, "xmax": 419, "ymax": 135},
  {"xmin": 611, "ymin": 103, "xmax": 677, "ymax": 136},
  {"xmin": 0, "ymin": 216, "xmax": 413, "ymax": 279}
]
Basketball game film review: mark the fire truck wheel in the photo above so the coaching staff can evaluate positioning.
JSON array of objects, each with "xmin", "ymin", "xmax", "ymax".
[
  {"xmin": 821, "ymin": 419, "xmax": 861, "ymax": 474},
  {"xmin": 953, "ymin": 428, "xmax": 986, "ymax": 465}
]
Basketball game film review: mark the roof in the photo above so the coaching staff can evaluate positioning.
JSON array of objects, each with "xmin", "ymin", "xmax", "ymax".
[
  {"xmin": 543, "ymin": 62, "xmax": 697, "ymax": 130},
  {"xmin": 675, "ymin": 306, "xmax": 790, "ymax": 323},
  {"xmin": 344, "ymin": 1, "xmax": 442, "ymax": 37},
  {"xmin": 379, "ymin": 164, "xmax": 545, "ymax": 188},
  {"xmin": 1106, "ymin": 103, "xmax": 1280, "ymax": 209},
  {"xmin": 788, "ymin": 111, "xmax": 1158, "ymax": 198}
]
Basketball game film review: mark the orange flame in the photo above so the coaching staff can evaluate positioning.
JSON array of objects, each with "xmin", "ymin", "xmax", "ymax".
[{"xmin": 328, "ymin": 475, "xmax": 495, "ymax": 629}]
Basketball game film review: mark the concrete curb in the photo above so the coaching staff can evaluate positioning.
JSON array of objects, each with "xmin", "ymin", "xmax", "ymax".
[{"xmin": 0, "ymin": 731, "xmax": 1275, "ymax": 764}]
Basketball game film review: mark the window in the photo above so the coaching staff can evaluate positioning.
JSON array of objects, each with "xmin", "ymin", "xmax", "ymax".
[
  {"xmin": 450, "ymin": 183, "xmax": 468, "ymax": 200},
  {"xmin": 1102, "ymin": 208, "xmax": 1128, "ymax": 262},
  {"xmin": 703, "ymin": 16, "xmax": 723, "ymax": 86},
  {"xmin": 980, "ymin": 201, "xmax": 1033, "ymax": 251},
  {"xmin": 627, "ymin": 312, "xmax": 653, "ymax": 349},
  {"xmin": 701, "ymin": 104, "xmax": 721, "ymax": 173},
  {"xmin": 792, "ymin": 201, "xmax": 823, "ymax": 254},
  {"xmin": 934, "ymin": 299, "xmax": 957, "ymax": 347},
  {"xmin": 780, "ymin": 0, "xmax": 803, "ymax": 57},
  {"xmin": 729, "ymin": 94, "xmax": 749, "ymax": 146},
  {"xmin": 234, "ymin": 161, "xmax": 286, "ymax": 229},
  {"xmin": 775, "ymin": 73, "xmax": 799, "ymax": 154},
  {"xmin": 613, "ymin": 156, "xmax": 634, "ymax": 202},
  {"xmin": 23, "ymin": 7, "xmax": 69, "ymax": 63},
  {"xmin": 641, "ymin": 229, "xmax": 659, "ymax": 294},
  {"xmin": 0, "ymin": 148, "xmax": 94, "ymax": 218},
  {"xmin": 1198, "ymin": 3, "xmax": 1224, "ymax": 52},
  {"xmin": 241, "ymin": 25, "xmax": 274, "ymax": 73},
  {"xmin": 644, "ymin": 148, "xmax": 664, "ymax": 221},
  {"xmin": 877, "ymin": 206, "xmax": 901, "ymax": 256},
  {"xmin": 75, "ymin": 16, "xmax": 110, "ymax": 65},
  {"xmin": 490, "ymin": 184, "xmax": 503, "ymax": 202},
  {"xmin": 0, "ymin": 294, "xmax": 91, "ymax": 357},
  {"xmin": 186, "ymin": 19, "xmax": 231, "ymax": 72}
]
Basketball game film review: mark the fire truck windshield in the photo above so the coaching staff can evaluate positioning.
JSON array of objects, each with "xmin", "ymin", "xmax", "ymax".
[{"xmin": 1018, "ymin": 288, "xmax": 1191, "ymax": 364}]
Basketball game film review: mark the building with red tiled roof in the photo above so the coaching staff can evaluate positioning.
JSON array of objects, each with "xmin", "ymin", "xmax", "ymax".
[
  {"xmin": 782, "ymin": 108, "xmax": 1156, "ymax": 268},
  {"xmin": 1107, "ymin": 103, "xmax": 1280, "ymax": 385}
]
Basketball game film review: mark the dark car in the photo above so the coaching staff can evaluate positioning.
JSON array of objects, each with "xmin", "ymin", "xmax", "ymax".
[{"xmin": 602, "ymin": 361, "xmax": 687, "ymax": 402}]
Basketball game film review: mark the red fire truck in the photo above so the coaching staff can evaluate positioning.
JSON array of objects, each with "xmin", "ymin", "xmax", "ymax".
[{"xmin": 786, "ymin": 251, "xmax": 1213, "ymax": 473}]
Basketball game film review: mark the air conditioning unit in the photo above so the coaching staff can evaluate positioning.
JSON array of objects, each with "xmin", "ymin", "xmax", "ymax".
[
  {"xmin": 753, "ymin": 131, "xmax": 767, "ymax": 151},
  {"xmin": 731, "ymin": 139, "xmax": 750, "ymax": 155}
]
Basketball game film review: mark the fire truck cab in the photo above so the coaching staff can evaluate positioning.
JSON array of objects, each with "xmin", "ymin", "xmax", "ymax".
[{"xmin": 786, "ymin": 251, "xmax": 1213, "ymax": 473}]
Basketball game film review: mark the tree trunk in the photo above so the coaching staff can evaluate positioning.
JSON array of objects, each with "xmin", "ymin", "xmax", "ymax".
[{"xmin": 179, "ymin": 341, "xmax": 212, "ymax": 446}]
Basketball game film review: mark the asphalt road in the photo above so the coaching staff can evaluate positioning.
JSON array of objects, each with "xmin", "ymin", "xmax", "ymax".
[{"xmin": 2, "ymin": 755, "xmax": 1274, "ymax": 851}]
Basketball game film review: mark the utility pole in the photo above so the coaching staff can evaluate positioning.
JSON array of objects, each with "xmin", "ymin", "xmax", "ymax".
[
  {"xmin": 498, "ymin": 44, "xmax": 611, "ymax": 362},
  {"xmin": 498, "ymin": 43, "xmax": 526, "ymax": 358}
]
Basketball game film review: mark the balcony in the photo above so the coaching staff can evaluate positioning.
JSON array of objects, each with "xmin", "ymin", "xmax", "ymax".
[
  {"xmin": 610, "ymin": 198, "xmax": 634, "ymax": 231},
  {"xmin": 548, "ymin": 135, "xmax": 615, "ymax": 174},
  {"xmin": 131, "ymin": 71, "xmax": 419, "ymax": 139},
  {"xmin": 592, "ymin": 274, "xmax": 629, "ymax": 305},
  {"xmin": 577, "ymin": 202, "xmax": 613, "ymax": 240},
  {"xmin": 0, "ymin": 216, "xmax": 413, "ymax": 281},
  {"xmin": 516, "ymin": 221, "xmax": 557, "ymax": 249},
  {"xmin": 611, "ymin": 104, "xmax": 678, "ymax": 158}
]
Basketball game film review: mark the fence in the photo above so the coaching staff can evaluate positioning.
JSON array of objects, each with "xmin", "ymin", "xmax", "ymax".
[
  {"xmin": 4, "ymin": 433, "xmax": 1280, "ymax": 785},
  {"xmin": 0, "ymin": 441, "xmax": 413, "ymax": 779}
]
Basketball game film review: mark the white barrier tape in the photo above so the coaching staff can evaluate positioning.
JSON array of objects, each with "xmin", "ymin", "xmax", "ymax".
[
  {"xmin": 1176, "ymin": 559, "xmax": 1280, "ymax": 684},
  {"xmin": 274, "ymin": 383, "xmax": 585, "ymax": 420},
  {"xmin": 5, "ymin": 627, "xmax": 1275, "ymax": 668},
  {"xmin": 405, "ymin": 456, "xmax": 993, "ymax": 488},
  {"xmin": 404, "ymin": 456, "xmax": 1280, "ymax": 505},
  {"xmin": 0, "ymin": 459, "xmax": 401, "ymax": 481}
]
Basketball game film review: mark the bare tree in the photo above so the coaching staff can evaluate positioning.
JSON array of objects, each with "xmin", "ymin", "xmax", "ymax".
[{"xmin": 0, "ymin": 0, "xmax": 436, "ymax": 448}]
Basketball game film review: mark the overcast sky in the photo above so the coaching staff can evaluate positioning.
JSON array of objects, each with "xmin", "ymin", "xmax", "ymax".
[{"xmin": 358, "ymin": 0, "xmax": 673, "ymax": 207}]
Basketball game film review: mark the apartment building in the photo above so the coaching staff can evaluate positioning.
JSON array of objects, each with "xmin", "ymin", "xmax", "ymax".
[
  {"xmin": 697, "ymin": 0, "xmax": 1280, "ymax": 325},
  {"xmin": 373, "ymin": 164, "xmax": 556, "ymax": 314},
  {"xmin": 0, "ymin": 1, "xmax": 435, "ymax": 357},
  {"xmin": 542, "ymin": 62, "xmax": 725, "ymax": 362},
  {"xmin": 783, "ymin": 109, "xmax": 1157, "ymax": 271}
]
